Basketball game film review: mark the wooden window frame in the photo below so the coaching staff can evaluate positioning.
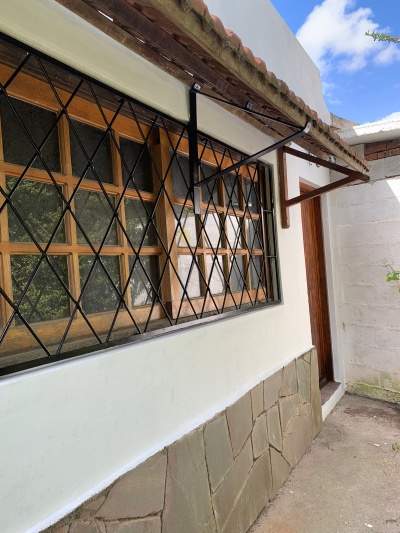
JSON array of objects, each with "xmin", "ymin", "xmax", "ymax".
[{"xmin": 0, "ymin": 37, "xmax": 280, "ymax": 373}]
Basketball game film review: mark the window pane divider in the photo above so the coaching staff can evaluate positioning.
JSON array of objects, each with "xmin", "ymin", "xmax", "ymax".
[
  {"xmin": 58, "ymin": 114, "xmax": 81, "ymax": 316},
  {"xmin": 153, "ymin": 128, "xmax": 180, "ymax": 319}
]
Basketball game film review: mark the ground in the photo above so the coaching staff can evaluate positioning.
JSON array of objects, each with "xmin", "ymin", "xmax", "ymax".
[{"xmin": 250, "ymin": 393, "xmax": 400, "ymax": 533}]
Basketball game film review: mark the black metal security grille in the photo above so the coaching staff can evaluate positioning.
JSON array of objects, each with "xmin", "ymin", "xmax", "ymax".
[{"xmin": 0, "ymin": 33, "xmax": 280, "ymax": 375}]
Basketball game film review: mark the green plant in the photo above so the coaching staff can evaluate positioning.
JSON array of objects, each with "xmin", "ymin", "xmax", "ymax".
[
  {"xmin": 365, "ymin": 31, "xmax": 400, "ymax": 44},
  {"xmin": 392, "ymin": 442, "xmax": 400, "ymax": 457},
  {"xmin": 383, "ymin": 260, "xmax": 400, "ymax": 293}
]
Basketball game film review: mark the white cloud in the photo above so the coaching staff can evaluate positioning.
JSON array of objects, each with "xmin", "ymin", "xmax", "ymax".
[
  {"xmin": 322, "ymin": 81, "xmax": 342, "ymax": 105},
  {"xmin": 296, "ymin": 0, "xmax": 399, "ymax": 75},
  {"xmin": 380, "ymin": 111, "xmax": 400, "ymax": 121},
  {"xmin": 374, "ymin": 43, "xmax": 400, "ymax": 65}
]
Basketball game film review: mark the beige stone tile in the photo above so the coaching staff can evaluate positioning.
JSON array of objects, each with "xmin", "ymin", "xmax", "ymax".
[
  {"xmin": 96, "ymin": 452, "xmax": 167, "ymax": 520},
  {"xmin": 250, "ymin": 382, "xmax": 264, "ymax": 421},
  {"xmin": 204, "ymin": 415, "xmax": 234, "ymax": 492},
  {"xmin": 269, "ymin": 448, "xmax": 291, "ymax": 497},
  {"xmin": 282, "ymin": 404, "xmax": 313, "ymax": 468},
  {"xmin": 263, "ymin": 370, "xmax": 282, "ymax": 410},
  {"xmin": 70, "ymin": 520, "xmax": 103, "ymax": 533},
  {"xmin": 163, "ymin": 429, "xmax": 216, "ymax": 533},
  {"xmin": 106, "ymin": 517, "xmax": 161, "ymax": 533},
  {"xmin": 212, "ymin": 438, "xmax": 253, "ymax": 531},
  {"xmin": 267, "ymin": 405, "xmax": 282, "ymax": 452},
  {"xmin": 226, "ymin": 392, "xmax": 252, "ymax": 457},
  {"xmin": 280, "ymin": 360, "xmax": 298, "ymax": 397},
  {"xmin": 279, "ymin": 394, "xmax": 299, "ymax": 432},
  {"xmin": 297, "ymin": 356, "xmax": 311, "ymax": 404},
  {"xmin": 251, "ymin": 413, "xmax": 268, "ymax": 459},
  {"xmin": 221, "ymin": 454, "xmax": 271, "ymax": 533}
]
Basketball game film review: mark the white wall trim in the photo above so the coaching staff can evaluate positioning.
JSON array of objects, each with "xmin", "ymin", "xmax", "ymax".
[
  {"xmin": 322, "ymin": 383, "xmax": 345, "ymax": 420},
  {"xmin": 28, "ymin": 346, "xmax": 313, "ymax": 533}
]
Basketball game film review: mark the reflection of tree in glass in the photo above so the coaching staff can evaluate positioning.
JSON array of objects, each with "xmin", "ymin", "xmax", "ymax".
[
  {"xmin": 0, "ymin": 95, "xmax": 61, "ymax": 172},
  {"xmin": 79, "ymin": 256, "xmax": 121, "ymax": 314},
  {"xmin": 174, "ymin": 205, "xmax": 196, "ymax": 248},
  {"xmin": 75, "ymin": 190, "xmax": 118, "ymax": 245},
  {"xmin": 7, "ymin": 177, "xmax": 66, "ymax": 244},
  {"xmin": 11, "ymin": 255, "xmax": 69, "ymax": 325},
  {"xmin": 120, "ymin": 137, "xmax": 154, "ymax": 193},
  {"xmin": 125, "ymin": 199, "xmax": 158, "ymax": 247},
  {"xmin": 70, "ymin": 119, "xmax": 113, "ymax": 183},
  {"xmin": 129, "ymin": 256, "xmax": 159, "ymax": 306}
]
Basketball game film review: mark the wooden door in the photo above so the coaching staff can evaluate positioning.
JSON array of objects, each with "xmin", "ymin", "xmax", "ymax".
[{"xmin": 300, "ymin": 185, "xmax": 333, "ymax": 386}]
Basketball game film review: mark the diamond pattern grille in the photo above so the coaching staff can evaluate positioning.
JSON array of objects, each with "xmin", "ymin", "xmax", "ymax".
[{"xmin": 0, "ymin": 35, "xmax": 280, "ymax": 373}]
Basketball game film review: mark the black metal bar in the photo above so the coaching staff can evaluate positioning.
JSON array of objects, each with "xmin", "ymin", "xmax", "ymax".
[
  {"xmin": 0, "ymin": 299, "xmax": 281, "ymax": 379},
  {"xmin": 197, "ymin": 90, "xmax": 304, "ymax": 130},
  {"xmin": 0, "ymin": 36, "xmax": 282, "ymax": 373},
  {"xmin": 188, "ymin": 84, "xmax": 201, "ymax": 214},
  {"xmin": 195, "ymin": 121, "xmax": 312, "ymax": 189}
]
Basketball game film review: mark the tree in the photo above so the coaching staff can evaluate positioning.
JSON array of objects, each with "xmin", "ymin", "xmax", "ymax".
[{"xmin": 365, "ymin": 31, "xmax": 400, "ymax": 44}]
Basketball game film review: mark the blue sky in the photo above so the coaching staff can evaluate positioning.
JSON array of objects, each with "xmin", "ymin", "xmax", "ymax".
[{"xmin": 271, "ymin": 0, "xmax": 400, "ymax": 124}]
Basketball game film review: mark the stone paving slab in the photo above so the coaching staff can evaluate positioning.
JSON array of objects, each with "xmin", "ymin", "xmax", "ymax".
[{"xmin": 250, "ymin": 393, "xmax": 400, "ymax": 533}]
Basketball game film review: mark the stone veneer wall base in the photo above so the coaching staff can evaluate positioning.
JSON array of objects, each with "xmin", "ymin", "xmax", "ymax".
[{"xmin": 45, "ymin": 348, "xmax": 322, "ymax": 533}]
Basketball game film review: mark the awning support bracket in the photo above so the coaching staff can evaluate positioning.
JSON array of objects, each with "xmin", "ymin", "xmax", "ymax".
[
  {"xmin": 279, "ymin": 146, "xmax": 370, "ymax": 229},
  {"xmin": 188, "ymin": 83, "xmax": 311, "ymax": 214}
]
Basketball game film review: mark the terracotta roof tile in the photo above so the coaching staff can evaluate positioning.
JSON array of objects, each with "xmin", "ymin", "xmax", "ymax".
[
  {"xmin": 294, "ymin": 96, "xmax": 306, "ymax": 111},
  {"xmin": 243, "ymin": 46, "xmax": 260, "ymax": 70},
  {"xmin": 180, "ymin": 1, "xmax": 367, "ymax": 170},
  {"xmin": 224, "ymin": 29, "xmax": 242, "ymax": 52},
  {"xmin": 266, "ymin": 70, "xmax": 279, "ymax": 88},
  {"xmin": 186, "ymin": 0, "xmax": 206, "ymax": 15},
  {"xmin": 210, "ymin": 15, "xmax": 226, "ymax": 39},
  {"xmin": 202, "ymin": 6, "xmax": 213, "ymax": 32},
  {"xmin": 254, "ymin": 56, "xmax": 267, "ymax": 75}
]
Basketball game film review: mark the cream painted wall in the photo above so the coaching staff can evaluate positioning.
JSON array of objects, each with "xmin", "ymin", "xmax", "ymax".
[
  {"xmin": 205, "ymin": 0, "xmax": 331, "ymax": 123},
  {"xmin": 0, "ymin": 1, "xmax": 331, "ymax": 531}
]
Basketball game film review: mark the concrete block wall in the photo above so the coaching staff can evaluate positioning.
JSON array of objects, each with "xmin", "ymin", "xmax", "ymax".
[
  {"xmin": 43, "ymin": 350, "xmax": 322, "ymax": 533},
  {"xmin": 331, "ymin": 146, "xmax": 400, "ymax": 403}
]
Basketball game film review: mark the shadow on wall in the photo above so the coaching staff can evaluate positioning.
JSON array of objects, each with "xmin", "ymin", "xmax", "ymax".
[{"xmin": 332, "ymin": 161, "xmax": 400, "ymax": 404}]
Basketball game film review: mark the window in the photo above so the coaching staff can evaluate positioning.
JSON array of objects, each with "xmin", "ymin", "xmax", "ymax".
[{"xmin": 0, "ymin": 35, "xmax": 280, "ymax": 373}]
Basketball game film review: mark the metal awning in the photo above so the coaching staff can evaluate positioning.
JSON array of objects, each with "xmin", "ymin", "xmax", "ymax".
[
  {"xmin": 187, "ymin": 85, "xmax": 369, "ymax": 220},
  {"xmin": 57, "ymin": 0, "xmax": 369, "ymax": 175}
]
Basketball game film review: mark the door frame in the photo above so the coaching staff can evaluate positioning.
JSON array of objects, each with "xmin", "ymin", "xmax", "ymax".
[{"xmin": 300, "ymin": 181, "xmax": 337, "ymax": 386}]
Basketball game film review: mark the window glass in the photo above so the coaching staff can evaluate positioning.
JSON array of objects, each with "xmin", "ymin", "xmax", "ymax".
[
  {"xmin": 230, "ymin": 255, "xmax": 245, "ymax": 292},
  {"xmin": 129, "ymin": 255, "xmax": 159, "ymax": 306},
  {"xmin": 250, "ymin": 256, "xmax": 263, "ymax": 290},
  {"xmin": 125, "ymin": 199, "xmax": 157, "ymax": 247},
  {"xmin": 171, "ymin": 152, "xmax": 190, "ymax": 199},
  {"xmin": 200, "ymin": 162, "xmax": 220, "ymax": 206},
  {"xmin": 175, "ymin": 205, "xmax": 197, "ymax": 248},
  {"xmin": 7, "ymin": 177, "xmax": 65, "ymax": 243},
  {"xmin": 120, "ymin": 137, "xmax": 153, "ymax": 192},
  {"xmin": 244, "ymin": 179, "xmax": 259, "ymax": 214},
  {"xmin": 11, "ymin": 255, "xmax": 69, "ymax": 325},
  {"xmin": 75, "ymin": 190, "xmax": 118, "ymax": 245},
  {"xmin": 70, "ymin": 119, "xmax": 113, "ymax": 183},
  {"xmin": 206, "ymin": 254, "xmax": 225, "ymax": 295},
  {"xmin": 246, "ymin": 218, "xmax": 262, "ymax": 250},
  {"xmin": 227, "ymin": 215, "xmax": 243, "ymax": 250},
  {"xmin": 79, "ymin": 256, "xmax": 121, "ymax": 314},
  {"xmin": 203, "ymin": 211, "xmax": 221, "ymax": 249},
  {"xmin": 178, "ymin": 255, "xmax": 201, "ymax": 298},
  {"xmin": 0, "ymin": 96, "xmax": 61, "ymax": 172},
  {"xmin": 224, "ymin": 173, "xmax": 240, "ymax": 210}
]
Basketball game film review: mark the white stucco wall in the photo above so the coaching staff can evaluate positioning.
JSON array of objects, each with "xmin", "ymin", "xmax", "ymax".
[
  {"xmin": 0, "ymin": 1, "xmax": 332, "ymax": 531},
  {"xmin": 205, "ymin": 0, "xmax": 331, "ymax": 123},
  {"xmin": 331, "ymin": 136, "xmax": 400, "ymax": 402}
]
